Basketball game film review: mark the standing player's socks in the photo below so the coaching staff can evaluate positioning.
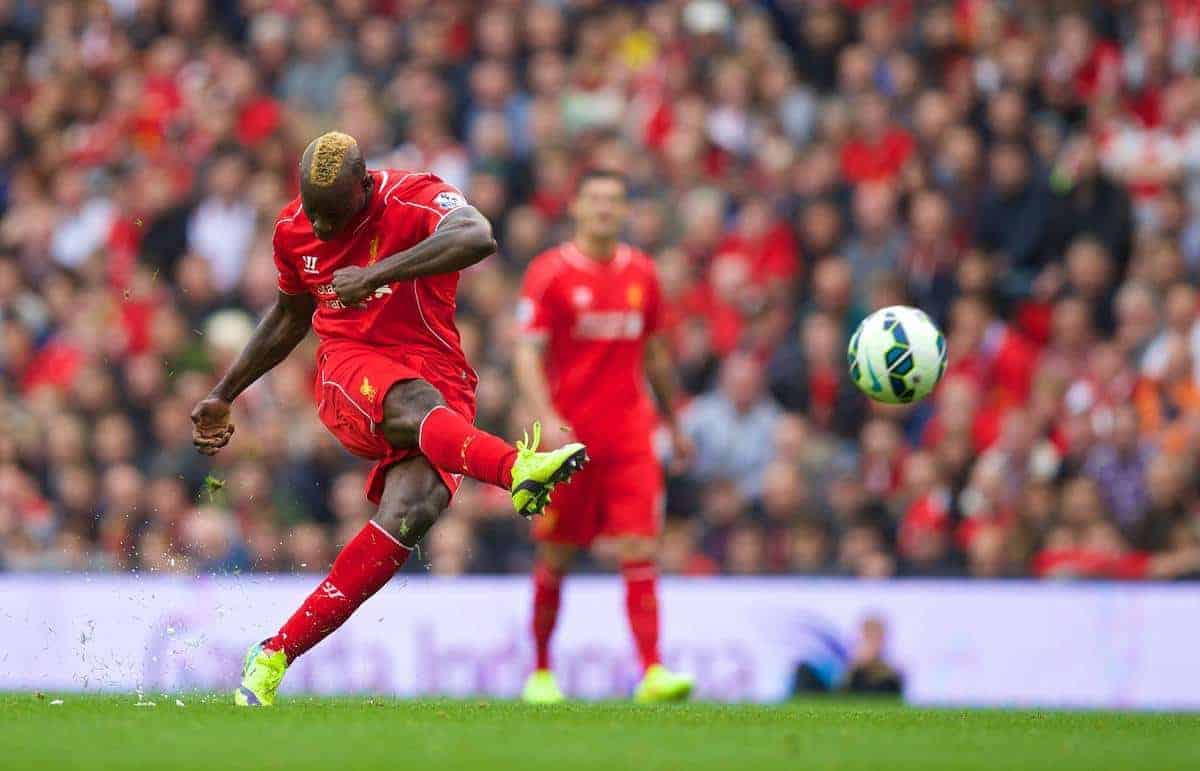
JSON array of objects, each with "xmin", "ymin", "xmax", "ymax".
[
  {"xmin": 418, "ymin": 405, "xmax": 517, "ymax": 488},
  {"xmin": 266, "ymin": 521, "xmax": 410, "ymax": 662},
  {"xmin": 622, "ymin": 560, "xmax": 661, "ymax": 670},
  {"xmin": 531, "ymin": 562, "xmax": 563, "ymax": 670}
]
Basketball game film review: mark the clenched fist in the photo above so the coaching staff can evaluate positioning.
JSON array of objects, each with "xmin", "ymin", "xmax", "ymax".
[
  {"xmin": 191, "ymin": 397, "xmax": 235, "ymax": 455},
  {"xmin": 331, "ymin": 265, "xmax": 377, "ymax": 306}
]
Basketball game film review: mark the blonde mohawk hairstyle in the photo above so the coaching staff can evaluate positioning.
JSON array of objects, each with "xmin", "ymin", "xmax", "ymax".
[{"xmin": 307, "ymin": 131, "xmax": 357, "ymax": 187}]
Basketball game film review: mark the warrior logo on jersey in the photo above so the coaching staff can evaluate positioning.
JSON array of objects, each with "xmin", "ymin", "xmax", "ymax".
[
  {"xmin": 434, "ymin": 191, "xmax": 466, "ymax": 210},
  {"xmin": 302, "ymin": 255, "xmax": 319, "ymax": 274}
]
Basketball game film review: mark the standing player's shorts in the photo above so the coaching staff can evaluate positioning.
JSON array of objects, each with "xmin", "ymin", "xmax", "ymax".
[
  {"xmin": 314, "ymin": 340, "xmax": 476, "ymax": 504},
  {"xmin": 533, "ymin": 453, "xmax": 664, "ymax": 546}
]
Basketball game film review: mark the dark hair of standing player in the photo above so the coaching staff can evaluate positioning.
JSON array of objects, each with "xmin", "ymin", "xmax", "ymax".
[{"xmin": 575, "ymin": 168, "xmax": 628, "ymax": 195}]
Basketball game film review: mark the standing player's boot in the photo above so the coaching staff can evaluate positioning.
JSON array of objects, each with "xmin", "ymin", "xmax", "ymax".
[
  {"xmin": 521, "ymin": 669, "xmax": 566, "ymax": 704},
  {"xmin": 234, "ymin": 641, "xmax": 288, "ymax": 706},
  {"xmin": 510, "ymin": 422, "xmax": 588, "ymax": 516},
  {"xmin": 633, "ymin": 665, "xmax": 694, "ymax": 704}
]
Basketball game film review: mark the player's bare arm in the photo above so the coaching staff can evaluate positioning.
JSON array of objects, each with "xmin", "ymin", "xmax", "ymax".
[
  {"xmin": 644, "ymin": 334, "xmax": 692, "ymax": 470},
  {"xmin": 330, "ymin": 206, "xmax": 496, "ymax": 306},
  {"xmin": 513, "ymin": 335, "xmax": 573, "ymax": 448},
  {"xmin": 191, "ymin": 290, "xmax": 315, "ymax": 455}
]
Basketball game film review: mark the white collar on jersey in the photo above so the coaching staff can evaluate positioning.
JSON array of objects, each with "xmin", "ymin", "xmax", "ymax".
[{"xmin": 563, "ymin": 241, "xmax": 631, "ymax": 272}]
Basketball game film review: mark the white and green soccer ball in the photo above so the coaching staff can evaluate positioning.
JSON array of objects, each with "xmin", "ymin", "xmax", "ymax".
[{"xmin": 847, "ymin": 305, "xmax": 947, "ymax": 405}]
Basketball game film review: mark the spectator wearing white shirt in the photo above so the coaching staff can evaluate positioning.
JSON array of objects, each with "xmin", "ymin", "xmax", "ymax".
[
  {"xmin": 187, "ymin": 151, "xmax": 256, "ymax": 294},
  {"xmin": 683, "ymin": 352, "xmax": 782, "ymax": 498},
  {"xmin": 1142, "ymin": 282, "xmax": 1200, "ymax": 384},
  {"xmin": 50, "ymin": 168, "xmax": 113, "ymax": 269}
]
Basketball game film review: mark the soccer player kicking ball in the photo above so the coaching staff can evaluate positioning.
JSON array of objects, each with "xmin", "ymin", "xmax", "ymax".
[
  {"xmin": 513, "ymin": 170, "xmax": 694, "ymax": 704},
  {"xmin": 190, "ymin": 132, "xmax": 587, "ymax": 706}
]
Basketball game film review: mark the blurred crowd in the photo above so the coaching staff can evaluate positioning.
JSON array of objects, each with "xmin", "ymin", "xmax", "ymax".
[{"xmin": 2, "ymin": 0, "xmax": 1200, "ymax": 580}]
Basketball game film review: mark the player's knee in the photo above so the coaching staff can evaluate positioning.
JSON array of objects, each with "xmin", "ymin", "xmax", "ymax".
[
  {"xmin": 616, "ymin": 537, "xmax": 656, "ymax": 563},
  {"xmin": 538, "ymin": 543, "xmax": 576, "ymax": 573},
  {"xmin": 382, "ymin": 379, "xmax": 445, "ymax": 448},
  {"xmin": 376, "ymin": 489, "xmax": 449, "ymax": 547}
]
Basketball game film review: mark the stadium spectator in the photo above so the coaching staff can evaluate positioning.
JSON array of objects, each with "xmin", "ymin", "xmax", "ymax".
[
  {"xmin": 682, "ymin": 352, "xmax": 781, "ymax": 498},
  {"xmin": 187, "ymin": 150, "xmax": 257, "ymax": 293},
  {"xmin": 844, "ymin": 616, "xmax": 903, "ymax": 695}
]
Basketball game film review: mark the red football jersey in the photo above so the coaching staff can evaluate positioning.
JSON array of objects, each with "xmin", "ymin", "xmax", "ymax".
[
  {"xmin": 519, "ymin": 242, "xmax": 663, "ymax": 459},
  {"xmin": 273, "ymin": 169, "xmax": 476, "ymax": 383}
]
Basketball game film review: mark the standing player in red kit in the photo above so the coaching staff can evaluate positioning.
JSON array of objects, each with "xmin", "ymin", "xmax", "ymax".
[
  {"xmin": 514, "ymin": 171, "xmax": 694, "ymax": 703},
  {"xmin": 190, "ymin": 132, "xmax": 588, "ymax": 706}
]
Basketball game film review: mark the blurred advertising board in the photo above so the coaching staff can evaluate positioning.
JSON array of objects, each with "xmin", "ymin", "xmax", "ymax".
[{"xmin": 1, "ymin": 576, "xmax": 1196, "ymax": 709}]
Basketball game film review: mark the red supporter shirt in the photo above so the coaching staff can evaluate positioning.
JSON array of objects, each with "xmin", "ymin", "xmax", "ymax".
[
  {"xmin": 839, "ymin": 129, "xmax": 915, "ymax": 183},
  {"xmin": 519, "ymin": 242, "xmax": 663, "ymax": 460},
  {"xmin": 272, "ymin": 169, "xmax": 476, "ymax": 381}
]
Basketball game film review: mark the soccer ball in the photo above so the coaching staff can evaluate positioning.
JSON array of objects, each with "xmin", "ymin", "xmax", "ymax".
[{"xmin": 847, "ymin": 305, "xmax": 947, "ymax": 404}]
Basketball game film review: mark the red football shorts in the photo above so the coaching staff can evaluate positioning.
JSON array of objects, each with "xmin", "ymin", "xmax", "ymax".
[
  {"xmin": 315, "ymin": 341, "xmax": 476, "ymax": 504},
  {"xmin": 532, "ymin": 453, "xmax": 664, "ymax": 546}
]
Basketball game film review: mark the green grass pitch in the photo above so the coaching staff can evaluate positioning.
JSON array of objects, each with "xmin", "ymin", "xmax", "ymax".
[{"xmin": 1, "ymin": 694, "xmax": 1197, "ymax": 771}]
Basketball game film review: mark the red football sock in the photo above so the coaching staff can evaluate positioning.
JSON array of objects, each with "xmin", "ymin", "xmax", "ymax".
[
  {"xmin": 622, "ymin": 560, "xmax": 661, "ymax": 671},
  {"xmin": 266, "ymin": 521, "xmax": 409, "ymax": 662},
  {"xmin": 531, "ymin": 562, "xmax": 563, "ymax": 670},
  {"xmin": 418, "ymin": 406, "xmax": 516, "ymax": 489}
]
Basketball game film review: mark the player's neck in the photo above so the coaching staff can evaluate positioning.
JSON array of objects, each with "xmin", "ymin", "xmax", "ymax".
[{"xmin": 574, "ymin": 236, "xmax": 618, "ymax": 263}]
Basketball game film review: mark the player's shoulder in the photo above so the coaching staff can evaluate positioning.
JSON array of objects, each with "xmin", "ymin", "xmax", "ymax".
[
  {"xmin": 528, "ymin": 245, "xmax": 569, "ymax": 273},
  {"xmin": 521, "ymin": 246, "xmax": 570, "ymax": 294},
  {"xmin": 271, "ymin": 197, "xmax": 307, "ymax": 245},
  {"xmin": 375, "ymin": 169, "xmax": 469, "ymax": 221},
  {"xmin": 376, "ymin": 169, "xmax": 456, "ymax": 201},
  {"xmin": 620, "ymin": 244, "xmax": 659, "ymax": 276},
  {"xmin": 376, "ymin": 168, "xmax": 435, "ymax": 198}
]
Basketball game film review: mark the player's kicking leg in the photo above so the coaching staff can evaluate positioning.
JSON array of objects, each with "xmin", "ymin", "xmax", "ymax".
[
  {"xmin": 617, "ymin": 537, "xmax": 693, "ymax": 704},
  {"xmin": 237, "ymin": 457, "xmax": 447, "ymax": 706},
  {"xmin": 522, "ymin": 541, "xmax": 575, "ymax": 704},
  {"xmin": 389, "ymin": 380, "xmax": 588, "ymax": 516},
  {"xmin": 236, "ymin": 378, "xmax": 587, "ymax": 706}
]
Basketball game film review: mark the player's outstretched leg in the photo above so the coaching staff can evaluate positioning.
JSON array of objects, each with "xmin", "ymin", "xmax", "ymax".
[
  {"xmin": 522, "ymin": 544, "xmax": 575, "ymax": 704},
  {"xmin": 236, "ymin": 458, "xmax": 447, "ymax": 706},
  {"xmin": 618, "ymin": 541, "xmax": 693, "ymax": 704},
  {"xmin": 383, "ymin": 379, "xmax": 588, "ymax": 516}
]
